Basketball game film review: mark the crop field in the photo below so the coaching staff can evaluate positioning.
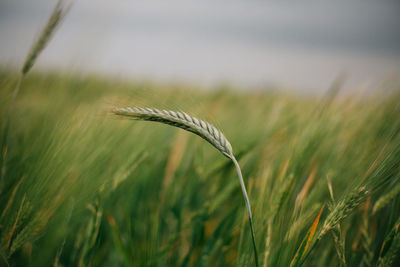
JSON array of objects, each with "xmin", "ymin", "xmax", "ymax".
[
  {"xmin": 0, "ymin": 68, "xmax": 399, "ymax": 267},
  {"xmin": 1, "ymin": 1, "xmax": 400, "ymax": 266}
]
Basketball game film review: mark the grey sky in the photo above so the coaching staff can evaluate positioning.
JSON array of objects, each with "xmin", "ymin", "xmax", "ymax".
[{"xmin": 1, "ymin": 0, "xmax": 400, "ymax": 93}]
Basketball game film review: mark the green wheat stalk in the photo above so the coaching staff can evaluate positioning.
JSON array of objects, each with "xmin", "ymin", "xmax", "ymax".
[
  {"xmin": 112, "ymin": 106, "xmax": 259, "ymax": 267},
  {"xmin": 0, "ymin": 0, "xmax": 71, "ymax": 188}
]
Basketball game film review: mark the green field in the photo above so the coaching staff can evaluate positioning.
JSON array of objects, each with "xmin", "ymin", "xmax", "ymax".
[{"xmin": 0, "ymin": 68, "xmax": 399, "ymax": 266}]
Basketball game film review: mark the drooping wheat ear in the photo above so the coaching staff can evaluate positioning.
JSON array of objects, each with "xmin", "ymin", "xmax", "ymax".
[
  {"xmin": 112, "ymin": 107, "xmax": 259, "ymax": 267},
  {"xmin": 22, "ymin": 0, "xmax": 71, "ymax": 75},
  {"xmin": 113, "ymin": 107, "xmax": 233, "ymax": 157}
]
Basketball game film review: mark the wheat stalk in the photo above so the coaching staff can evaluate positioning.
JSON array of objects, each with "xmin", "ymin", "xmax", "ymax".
[
  {"xmin": 372, "ymin": 182, "xmax": 400, "ymax": 214},
  {"xmin": 112, "ymin": 106, "xmax": 259, "ymax": 266},
  {"xmin": 318, "ymin": 186, "xmax": 369, "ymax": 239},
  {"xmin": 0, "ymin": 0, "xmax": 71, "ymax": 189}
]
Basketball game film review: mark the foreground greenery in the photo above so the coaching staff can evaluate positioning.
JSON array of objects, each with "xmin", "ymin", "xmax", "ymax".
[{"xmin": 0, "ymin": 69, "xmax": 399, "ymax": 266}]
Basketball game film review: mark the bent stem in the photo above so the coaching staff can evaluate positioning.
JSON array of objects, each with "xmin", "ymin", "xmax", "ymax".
[
  {"xmin": 230, "ymin": 155, "xmax": 259, "ymax": 267},
  {"xmin": 0, "ymin": 74, "xmax": 23, "ymax": 190}
]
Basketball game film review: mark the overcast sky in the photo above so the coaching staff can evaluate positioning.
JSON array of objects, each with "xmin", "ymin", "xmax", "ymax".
[{"xmin": 1, "ymin": 0, "xmax": 400, "ymax": 93}]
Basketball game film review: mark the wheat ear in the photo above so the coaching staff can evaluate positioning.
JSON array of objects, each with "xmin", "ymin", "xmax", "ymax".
[
  {"xmin": 22, "ymin": 0, "xmax": 71, "ymax": 75},
  {"xmin": 112, "ymin": 107, "xmax": 259, "ymax": 266},
  {"xmin": 0, "ymin": 0, "xmax": 71, "ymax": 189}
]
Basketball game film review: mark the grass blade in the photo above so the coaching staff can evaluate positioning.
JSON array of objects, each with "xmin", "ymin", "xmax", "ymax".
[{"xmin": 290, "ymin": 206, "xmax": 324, "ymax": 267}]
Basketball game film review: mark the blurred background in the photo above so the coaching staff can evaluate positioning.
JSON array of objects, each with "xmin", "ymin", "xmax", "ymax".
[{"xmin": 1, "ymin": 0, "xmax": 400, "ymax": 93}]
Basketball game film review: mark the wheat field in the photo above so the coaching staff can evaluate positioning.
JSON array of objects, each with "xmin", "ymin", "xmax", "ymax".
[
  {"xmin": 0, "ymin": 1, "xmax": 400, "ymax": 266},
  {"xmin": 0, "ymin": 68, "xmax": 399, "ymax": 266}
]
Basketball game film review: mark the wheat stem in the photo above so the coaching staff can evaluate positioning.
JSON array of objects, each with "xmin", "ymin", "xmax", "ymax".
[
  {"xmin": 231, "ymin": 155, "xmax": 259, "ymax": 267},
  {"xmin": 0, "ymin": 75, "xmax": 22, "ymax": 190},
  {"xmin": 112, "ymin": 106, "xmax": 258, "ymax": 266},
  {"xmin": 1, "ymin": 0, "xmax": 70, "ymax": 190}
]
